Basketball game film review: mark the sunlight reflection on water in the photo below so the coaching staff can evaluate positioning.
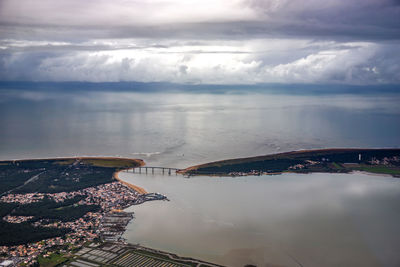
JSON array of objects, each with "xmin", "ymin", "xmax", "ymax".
[{"xmin": 1, "ymin": 91, "xmax": 399, "ymax": 168}]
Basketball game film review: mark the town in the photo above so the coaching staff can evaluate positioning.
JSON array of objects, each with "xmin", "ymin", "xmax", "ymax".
[{"xmin": 0, "ymin": 181, "xmax": 168, "ymax": 266}]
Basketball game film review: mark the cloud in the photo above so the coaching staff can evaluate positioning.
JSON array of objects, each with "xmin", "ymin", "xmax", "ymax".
[
  {"xmin": 1, "ymin": 0, "xmax": 398, "ymax": 41},
  {"xmin": 1, "ymin": 39, "xmax": 399, "ymax": 84},
  {"xmin": 0, "ymin": 0, "xmax": 399, "ymax": 84}
]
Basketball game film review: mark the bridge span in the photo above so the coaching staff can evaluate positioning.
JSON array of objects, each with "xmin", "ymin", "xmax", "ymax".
[{"xmin": 124, "ymin": 166, "xmax": 182, "ymax": 175}]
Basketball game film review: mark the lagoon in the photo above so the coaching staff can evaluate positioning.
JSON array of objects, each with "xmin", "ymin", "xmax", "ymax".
[{"xmin": 120, "ymin": 171, "xmax": 400, "ymax": 267}]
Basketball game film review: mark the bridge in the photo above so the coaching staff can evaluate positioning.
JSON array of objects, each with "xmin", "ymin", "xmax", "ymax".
[{"xmin": 124, "ymin": 166, "xmax": 182, "ymax": 175}]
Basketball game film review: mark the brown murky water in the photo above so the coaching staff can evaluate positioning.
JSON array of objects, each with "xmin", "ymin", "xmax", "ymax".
[{"xmin": 121, "ymin": 172, "xmax": 400, "ymax": 267}]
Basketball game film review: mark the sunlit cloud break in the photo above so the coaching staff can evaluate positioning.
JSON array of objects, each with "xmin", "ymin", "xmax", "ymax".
[{"xmin": 0, "ymin": 0, "xmax": 399, "ymax": 85}]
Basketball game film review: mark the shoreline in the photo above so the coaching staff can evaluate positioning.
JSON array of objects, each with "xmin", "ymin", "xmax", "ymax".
[
  {"xmin": 113, "ymin": 169, "xmax": 148, "ymax": 194},
  {"xmin": 0, "ymin": 156, "xmax": 145, "ymax": 163},
  {"xmin": 0, "ymin": 156, "xmax": 150, "ymax": 195},
  {"xmin": 349, "ymin": 170, "xmax": 395, "ymax": 178},
  {"xmin": 0, "ymin": 156, "xmax": 218, "ymax": 266},
  {"xmin": 181, "ymin": 148, "xmax": 400, "ymax": 178}
]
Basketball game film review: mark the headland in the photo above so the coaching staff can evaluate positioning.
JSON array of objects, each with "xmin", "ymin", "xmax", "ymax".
[
  {"xmin": 180, "ymin": 148, "xmax": 400, "ymax": 177},
  {"xmin": 0, "ymin": 156, "xmax": 178, "ymax": 266}
]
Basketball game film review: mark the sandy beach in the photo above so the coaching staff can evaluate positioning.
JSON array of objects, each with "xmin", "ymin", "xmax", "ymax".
[{"xmin": 114, "ymin": 169, "xmax": 148, "ymax": 194}]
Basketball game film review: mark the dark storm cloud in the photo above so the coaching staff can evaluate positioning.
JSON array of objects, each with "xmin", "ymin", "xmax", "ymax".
[
  {"xmin": 0, "ymin": 0, "xmax": 398, "ymax": 41},
  {"xmin": 0, "ymin": 0, "xmax": 399, "ymax": 84},
  {"xmin": 244, "ymin": 0, "xmax": 400, "ymax": 41}
]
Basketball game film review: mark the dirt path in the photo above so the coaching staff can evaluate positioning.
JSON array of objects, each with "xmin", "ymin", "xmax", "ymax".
[{"xmin": 1, "ymin": 171, "xmax": 46, "ymax": 196}]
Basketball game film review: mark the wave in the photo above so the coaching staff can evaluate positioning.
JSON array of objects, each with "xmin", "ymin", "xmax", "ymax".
[{"xmin": 131, "ymin": 152, "xmax": 162, "ymax": 157}]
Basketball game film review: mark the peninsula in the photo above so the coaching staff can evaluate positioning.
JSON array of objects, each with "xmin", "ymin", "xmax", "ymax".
[
  {"xmin": 181, "ymin": 148, "xmax": 400, "ymax": 177},
  {"xmin": 0, "ymin": 157, "xmax": 212, "ymax": 267}
]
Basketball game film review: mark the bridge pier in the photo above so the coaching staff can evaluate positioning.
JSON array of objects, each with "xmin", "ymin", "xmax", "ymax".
[{"xmin": 129, "ymin": 166, "xmax": 181, "ymax": 175}]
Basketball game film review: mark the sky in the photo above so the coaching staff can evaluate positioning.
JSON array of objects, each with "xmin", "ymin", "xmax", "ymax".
[{"xmin": 0, "ymin": 0, "xmax": 399, "ymax": 85}]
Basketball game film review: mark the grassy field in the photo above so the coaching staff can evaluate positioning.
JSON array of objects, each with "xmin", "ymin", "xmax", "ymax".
[
  {"xmin": 331, "ymin": 162, "xmax": 344, "ymax": 169},
  {"xmin": 352, "ymin": 165, "xmax": 400, "ymax": 175},
  {"xmin": 53, "ymin": 159, "xmax": 75, "ymax": 166},
  {"xmin": 81, "ymin": 158, "xmax": 144, "ymax": 168},
  {"xmin": 37, "ymin": 253, "xmax": 68, "ymax": 267}
]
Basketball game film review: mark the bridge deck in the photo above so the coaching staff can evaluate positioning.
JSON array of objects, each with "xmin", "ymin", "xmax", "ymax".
[
  {"xmin": 137, "ymin": 166, "xmax": 181, "ymax": 170},
  {"xmin": 124, "ymin": 166, "xmax": 182, "ymax": 175}
]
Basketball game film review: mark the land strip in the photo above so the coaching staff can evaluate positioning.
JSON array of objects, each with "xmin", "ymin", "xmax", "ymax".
[
  {"xmin": 0, "ymin": 157, "xmax": 145, "ymax": 265},
  {"xmin": 113, "ymin": 170, "xmax": 148, "ymax": 194},
  {"xmin": 181, "ymin": 148, "xmax": 400, "ymax": 177}
]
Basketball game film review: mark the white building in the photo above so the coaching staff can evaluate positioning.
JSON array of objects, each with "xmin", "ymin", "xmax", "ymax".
[{"xmin": 0, "ymin": 260, "xmax": 14, "ymax": 267}]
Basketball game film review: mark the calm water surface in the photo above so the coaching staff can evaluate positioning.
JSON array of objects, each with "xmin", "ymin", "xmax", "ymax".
[
  {"xmin": 120, "ymin": 172, "xmax": 400, "ymax": 267},
  {"xmin": 1, "ymin": 89, "xmax": 400, "ymax": 266},
  {"xmin": 0, "ymin": 90, "xmax": 399, "ymax": 167}
]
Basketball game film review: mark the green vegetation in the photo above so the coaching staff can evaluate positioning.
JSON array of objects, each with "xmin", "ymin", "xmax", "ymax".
[
  {"xmin": 0, "ymin": 157, "xmax": 143, "ymax": 246},
  {"xmin": 81, "ymin": 158, "xmax": 142, "ymax": 168},
  {"xmin": 352, "ymin": 165, "xmax": 400, "ymax": 175},
  {"xmin": 12, "ymin": 196, "xmax": 100, "ymax": 222},
  {"xmin": 0, "ymin": 221, "xmax": 69, "ymax": 246},
  {"xmin": 0, "ymin": 157, "xmax": 143, "ymax": 194},
  {"xmin": 53, "ymin": 159, "xmax": 75, "ymax": 166},
  {"xmin": 0, "ymin": 202, "xmax": 17, "ymax": 217},
  {"xmin": 0, "ymin": 162, "xmax": 43, "ymax": 194},
  {"xmin": 184, "ymin": 148, "xmax": 400, "ymax": 177},
  {"xmin": 0, "ymin": 197, "xmax": 97, "ymax": 246},
  {"xmin": 37, "ymin": 252, "xmax": 68, "ymax": 267},
  {"xmin": 331, "ymin": 162, "xmax": 344, "ymax": 170},
  {"xmin": 198, "ymin": 158, "xmax": 304, "ymax": 174}
]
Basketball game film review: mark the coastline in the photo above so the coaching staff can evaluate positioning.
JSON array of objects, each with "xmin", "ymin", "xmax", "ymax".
[
  {"xmin": 181, "ymin": 148, "xmax": 400, "ymax": 178},
  {"xmin": 113, "ymin": 169, "xmax": 148, "ymax": 194},
  {"xmin": 2, "ymin": 154, "xmax": 399, "ymax": 266},
  {"xmin": 0, "ymin": 156, "xmax": 150, "ymax": 195},
  {"xmin": 0, "ymin": 156, "xmax": 221, "ymax": 266},
  {"xmin": 0, "ymin": 156, "xmax": 144, "ymax": 163},
  {"xmin": 349, "ymin": 170, "xmax": 395, "ymax": 178}
]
